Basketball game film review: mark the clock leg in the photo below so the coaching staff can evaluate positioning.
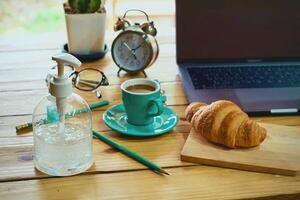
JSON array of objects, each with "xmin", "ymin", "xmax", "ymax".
[
  {"xmin": 117, "ymin": 68, "xmax": 122, "ymax": 77},
  {"xmin": 142, "ymin": 70, "xmax": 147, "ymax": 78}
]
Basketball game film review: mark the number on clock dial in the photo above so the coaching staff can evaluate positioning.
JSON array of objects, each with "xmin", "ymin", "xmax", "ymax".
[{"xmin": 113, "ymin": 32, "xmax": 150, "ymax": 71}]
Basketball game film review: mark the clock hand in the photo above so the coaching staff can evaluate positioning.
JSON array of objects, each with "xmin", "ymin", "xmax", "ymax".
[
  {"xmin": 123, "ymin": 42, "xmax": 137, "ymax": 60},
  {"xmin": 133, "ymin": 44, "xmax": 141, "ymax": 51},
  {"xmin": 123, "ymin": 42, "xmax": 133, "ymax": 51},
  {"xmin": 133, "ymin": 41, "xmax": 145, "ymax": 51}
]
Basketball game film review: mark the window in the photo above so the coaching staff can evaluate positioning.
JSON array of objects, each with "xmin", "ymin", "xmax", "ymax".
[{"xmin": 0, "ymin": 0, "xmax": 175, "ymax": 35}]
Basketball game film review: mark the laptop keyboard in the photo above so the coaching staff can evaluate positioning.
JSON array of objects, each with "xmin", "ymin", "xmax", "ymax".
[{"xmin": 187, "ymin": 65, "xmax": 300, "ymax": 89}]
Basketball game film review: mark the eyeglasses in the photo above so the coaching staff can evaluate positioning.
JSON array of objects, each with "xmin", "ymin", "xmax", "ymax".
[
  {"xmin": 46, "ymin": 66, "xmax": 109, "ymax": 98},
  {"xmin": 70, "ymin": 68, "xmax": 109, "ymax": 98}
]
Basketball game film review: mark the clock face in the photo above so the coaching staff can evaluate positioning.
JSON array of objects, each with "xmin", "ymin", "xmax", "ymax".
[{"xmin": 112, "ymin": 31, "xmax": 152, "ymax": 72}]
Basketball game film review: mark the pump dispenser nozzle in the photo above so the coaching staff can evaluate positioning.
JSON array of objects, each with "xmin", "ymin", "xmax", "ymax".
[
  {"xmin": 52, "ymin": 53, "xmax": 81, "ymax": 77},
  {"xmin": 50, "ymin": 53, "xmax": 81, "ymax": 134}
]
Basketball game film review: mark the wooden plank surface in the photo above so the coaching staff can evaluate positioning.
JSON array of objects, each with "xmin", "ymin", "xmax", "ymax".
[
  {"xmin": 0, "ymin": 129, "xmax": 193, "ymax": 182},
  {"xmin": 0, "ymin": 111, "xmax": 299, "ymax": 182},
  {"xmin": 0, "ymin": 105, "xmax": 187, "ymax": 136},
  {"xmin": 181, "ymin": 124, "xmax": 300, "ymax": 176},
  {"xmin": 0, "ymin": 166, "xmax": 299, "ymax": 200},
  {"xmin": 0, "ymin": 46, "xmax": 177, "ymax": 93},
  {"xmin": 0, "ymin": 25, "xmax": 300, "ymax": 199},
  {"xmin": 1, "ymin": 105, "xmax": 299, "ymax": 138},
  {"xmin": 0, "ymin": 81, "xmax": 186, "ymax": 116},
  {"xmin": 0, "ymin": 29, "xmax": 175, "ymax": 52}
]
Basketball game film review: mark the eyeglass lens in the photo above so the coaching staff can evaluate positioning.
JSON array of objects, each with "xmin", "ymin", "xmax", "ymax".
[{"xmin": 75, "ymin": 69, "xmax": 104, "ymax": 91}]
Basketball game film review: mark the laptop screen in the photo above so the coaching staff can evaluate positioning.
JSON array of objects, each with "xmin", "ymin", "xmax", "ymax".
[{"xmin": 176, "ymin": 0, "xmax": 300, "ymax": 63}]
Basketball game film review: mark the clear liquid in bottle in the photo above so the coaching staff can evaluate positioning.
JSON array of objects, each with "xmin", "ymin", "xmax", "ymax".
[{"xmin": 34, "ymin": 123, "xmax": 93, "ymax": 176}]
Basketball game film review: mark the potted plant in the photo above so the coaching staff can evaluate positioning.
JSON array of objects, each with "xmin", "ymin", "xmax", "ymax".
[{"xmin": 64, "ymin": 0, "xmax": 106, "ymax": 55}]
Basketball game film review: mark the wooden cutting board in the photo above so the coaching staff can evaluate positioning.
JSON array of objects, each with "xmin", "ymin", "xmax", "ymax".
[{"xmin": 181, "ymin": 123, "xmax": 300, "ymax": 176}]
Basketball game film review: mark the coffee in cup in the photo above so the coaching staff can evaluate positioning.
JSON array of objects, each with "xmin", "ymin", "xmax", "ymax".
[{"xmin": 125, "ymin": 84, "xmax": 156, "ymax": 93}]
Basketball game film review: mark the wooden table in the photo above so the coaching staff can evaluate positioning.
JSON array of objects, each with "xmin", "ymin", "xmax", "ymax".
[{"xmin": 0, "ymin": 29, "xmax": 299, "ymax": 200}]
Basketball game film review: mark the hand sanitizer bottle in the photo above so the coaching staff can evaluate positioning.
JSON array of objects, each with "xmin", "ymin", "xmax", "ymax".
[{"xmin": 32, "ymin": 53, "xmax": 93, "ymax": 176}]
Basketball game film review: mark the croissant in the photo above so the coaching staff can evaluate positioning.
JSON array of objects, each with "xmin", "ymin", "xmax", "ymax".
[{"xmin": 185, "ymin": 100, "xmax": 267, "ymax": 148}]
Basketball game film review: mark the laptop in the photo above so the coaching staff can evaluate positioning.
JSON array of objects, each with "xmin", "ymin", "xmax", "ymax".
[{"xmin": 176, "ymin": 0, "xmax": 300, "ymax": 114}]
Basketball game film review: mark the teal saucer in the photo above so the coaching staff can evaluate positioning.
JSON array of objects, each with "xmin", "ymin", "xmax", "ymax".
[{"xmin": 103, "ymin": 104, "xmax": 178, "ymax": 137}]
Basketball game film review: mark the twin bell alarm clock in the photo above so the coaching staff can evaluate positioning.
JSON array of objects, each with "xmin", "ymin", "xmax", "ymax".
[{"xmin": 111, "ymin": 9, "xmax": 159, "ymax": 77}]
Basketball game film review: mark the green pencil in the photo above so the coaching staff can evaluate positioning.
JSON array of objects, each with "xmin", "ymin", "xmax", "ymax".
[
  {"xmin": 15, "ymin": 100, "xmax": 109, "ymax": 131},
  {"xmin": 93, "ymin": 130, "xmax": 169, "ymax": 175}
]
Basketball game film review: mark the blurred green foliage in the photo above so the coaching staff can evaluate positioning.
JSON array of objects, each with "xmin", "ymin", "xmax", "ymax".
[
  {"xmin": 0, "ymin": 0, "xmax": 65, "ymax": 35},
  {"xmin": 23, "ymin": 10, "xmax": 65, "ymax": 32}
]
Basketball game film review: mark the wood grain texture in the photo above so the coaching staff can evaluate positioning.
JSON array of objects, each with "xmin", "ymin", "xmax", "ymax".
[
  {"xmin": 0, "ymin": 29, "xmax": 175, "ymax": 52},
  {"xmin": 0, "ymin": 105, "xmax": 188, "ymax": 137},
  {"xmin": 0, "ymin": 166, "xmax": 299, "ymax": 200},
  {"xmin": 0, "ymin": 82, "xmax": 187, "ymax": 116},
  {"xmin": 0, "ymin": 44, "xmax": 175, "ymax": 71},
  {"xmin": 0, "ymin": 20, "xmax": 300, "ymax": 199},
  {"xmin": 0, "ymin": 128, "xmax": 192, "ymax": 182},
  {"xmin": 1, "ymin": 105, "xmax": 299, "ymax": 137},
  {"xmin": 0, "ymin": 47, "xmax": 177, "ymax": 93},
  {"xmin": 181, "ymin": 123, "xmax": 300, "ymax": 176}
]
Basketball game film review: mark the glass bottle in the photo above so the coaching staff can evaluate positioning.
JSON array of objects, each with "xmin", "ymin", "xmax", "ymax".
[{"xmin": 32, "ymin": 53, "xmax": 93, "ymax": 176}]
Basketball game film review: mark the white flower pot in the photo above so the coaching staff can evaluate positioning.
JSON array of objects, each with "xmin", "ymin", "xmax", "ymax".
[{"xmin": 65, "ymin": 12, "xmax": 106, "ymax": 54}]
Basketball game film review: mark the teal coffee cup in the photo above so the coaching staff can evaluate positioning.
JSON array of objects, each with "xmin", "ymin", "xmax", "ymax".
[{"xmin": 121, "ymin": 79, "xmax": 164, "ymax": 126}]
